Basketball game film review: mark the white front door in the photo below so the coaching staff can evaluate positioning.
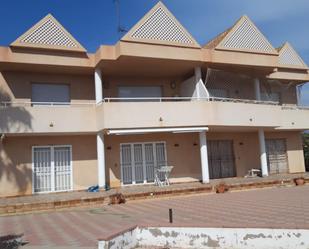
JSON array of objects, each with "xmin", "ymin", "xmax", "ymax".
[
  {"xmin": 120, "ymin": 142, "xmax": 167, "ymax": 185},
  {"xmin": 32, "ymin": 145, "xmax": 72, "ymax": 193}
]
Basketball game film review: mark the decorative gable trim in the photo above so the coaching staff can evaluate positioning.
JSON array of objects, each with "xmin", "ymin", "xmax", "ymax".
[
  {"xmin": 278, "ymin": 42, "xmax": 308, "ymax": 68},
  {"xmin": 214, "ymin": 16, "xmax": 277, "ymax": 55},
  {"xmin": 121, "ymin": 1, "xmax": 200, "ymax": 48},
  {"xmin": 11, "ymin": 14, "xmax": 86, "ymax": 52}
]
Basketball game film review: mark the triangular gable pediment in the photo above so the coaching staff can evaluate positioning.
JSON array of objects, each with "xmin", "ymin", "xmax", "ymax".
[
  {"xmin": 11, "ymin": 14, "xmax": 86, "ymax": 52},
  {"xmin": 278, "ymin": 42, "xmax": 308, "ymax": 68},
  {"xmin": 214, "ymin": 16, "xmax": 277, "ymax": 54},
  {"xmin": 121, "ymin": 2, "xmax": 200, "ymax": 48}
]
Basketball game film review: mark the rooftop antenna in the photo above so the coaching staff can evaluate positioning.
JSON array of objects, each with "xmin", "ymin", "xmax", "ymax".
[{"xmin": 114, "ymin": 0, "xmax": 128, "ymax": 38}]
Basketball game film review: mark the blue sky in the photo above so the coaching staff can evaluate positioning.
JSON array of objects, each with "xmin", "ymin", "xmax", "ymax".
[{"xmin": 0, "ymin": 0, "xmax": 308, "ymax": 104}]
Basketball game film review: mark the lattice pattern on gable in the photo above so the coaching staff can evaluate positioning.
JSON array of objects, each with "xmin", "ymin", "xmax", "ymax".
[
  {"xmin": 11, "ymin": 14, "xmax": 85, "ymax": 52},
  {"xmin": 278, "ymin": 43, "xmax": 307, "ymax": 67},
  {"xmin": 122, "ymin": 2, "xmax": 199, "ymax": 47},
  {"xmin": 21, "ymin": 18, "xmax": 78, "ymax": 47},
  {"xmin": 218, "ymin": 17, "xmax": 276, "ymax": 54}
]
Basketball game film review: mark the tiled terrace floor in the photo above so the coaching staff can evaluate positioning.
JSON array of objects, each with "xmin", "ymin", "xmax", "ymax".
[
  {"xmin": 1, "ymin": 173, "xmax": 308, "ymax": 207},
  {"xmin": 1, "ymin": 185, "xmax": 309, "ymax": 248}
]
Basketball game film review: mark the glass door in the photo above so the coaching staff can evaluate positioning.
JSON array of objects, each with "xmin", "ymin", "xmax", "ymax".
[
  {"xmin": 32, "ymin": 145, "xmax": 72, "ymax": 193},
  {"xmin": 120, "ymin": 142, "xmax": 167, "ymax": 185}
]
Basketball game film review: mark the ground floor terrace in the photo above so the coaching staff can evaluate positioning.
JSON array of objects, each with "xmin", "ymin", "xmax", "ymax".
[
  {"xmin": 0, "ymin": 128, "xmax": 305, "ymax": 197},
  {"xmin": 1, "ymin": 185, "xmax": 309, "ymax": 248}
]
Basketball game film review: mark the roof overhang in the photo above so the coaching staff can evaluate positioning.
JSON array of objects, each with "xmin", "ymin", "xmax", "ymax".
[
  {"xmin": 95, "ymin": 41, "xmax": 203, "ymax": 77},
  {"xmin": 0, "ymin": 46, "xmax": 94, "ymax": 74},
  {"xmin": 205, "ymin": 48, "xmax": 278, "ymax": 70},
  {"xmin": 267, "ymin": 68, "xmax": 309, "ymax": 82},
  {"xmin": 106, "ymin": 126, "xmax": 209, "ymax": 135},
  {"xmin": 96, "ymin": 41, "xmax": 202, "ymax": 64}
]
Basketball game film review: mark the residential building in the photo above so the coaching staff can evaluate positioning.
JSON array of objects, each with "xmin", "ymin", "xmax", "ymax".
[{"xmin": 0, "ymin": 2, "xmax": 308, "ymax": 197}]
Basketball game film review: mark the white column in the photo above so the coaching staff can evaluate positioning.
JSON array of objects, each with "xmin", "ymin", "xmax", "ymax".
[
  {"xmin": 258, "ymin": 129, "xmax": 269, "ymax": 176},
  {"xmin": 254, "ymin": 78, "xmax": 261, "ymax": 100},
  {"xmin": 97, "ymin": 131, "xmax": 106, "ymax": 188},
  {"xmin": 195, "ymin": 67, "xmax": 202, "ymax": 99},
  {"xmin": 199, "ymin": 131, "xmax": 210, "ymax": 183},
  {"xmin": 95, "ymin": 68, "xmax": 103, "ymax": 104},
  {"xmin": 255, "ymin": 78, "xmax": 268, "ymax": 176},
  {"xmin": 296, "ymin": 84, "xmax": 302, "ymax": 106}
]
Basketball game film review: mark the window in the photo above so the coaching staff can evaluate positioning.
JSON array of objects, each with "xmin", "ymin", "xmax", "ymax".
[
  {"xmin": 31, "ymin": 83, "xmax": 70, "ymax": 105},
  {"xmin": 208, "ymin": 88, "xmax": 228, "ymax": 98},
  {"xmin": 261, "ymin": 92, "xmax": 280, "ymax": 103},
  {"xmin": 118, "ymin": 86, "xmax": 162, "ymax": 100}
]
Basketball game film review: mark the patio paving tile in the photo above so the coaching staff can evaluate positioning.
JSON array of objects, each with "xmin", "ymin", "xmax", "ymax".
[{"xmin": 1, "ymin": 180, "xmax": 309, "ymax": 248}]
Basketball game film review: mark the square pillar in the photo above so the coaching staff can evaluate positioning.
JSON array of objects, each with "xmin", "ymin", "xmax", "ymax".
[
  {"xmin": 258, "ymin": 129, "xmax": 269, "ymax": 176},
  {"xmin": 97, "ymin": 131, "xmax": 106, "ymax": 188},
  {"xmin": 95, "ymin": 68, "xmax": 103, "ymax": 104},
  {"xmin": 199, "ymin": 131, "xmax": 210, "ymax": 183},
  {"xmin": 254, "ymin": 78, "xmax": 261, "ymax": 101},
  {"xmin": 195, "ymin": 67, "xmax": 202, "ymax": 99}
]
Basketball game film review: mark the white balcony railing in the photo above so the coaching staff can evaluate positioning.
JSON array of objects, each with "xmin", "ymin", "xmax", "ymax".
[
  {"xmin": 102, "ymin": 97, "xmax": 206, "ymax": 103},
  {"xmin": 1, "ymin": 98, "xmax": 307, "ymax": 109},
  {"xmin": 102, "ymin": 96, "xmax": 280, "ymax": 105},
  {"xmin": 0, "ymin": 101, "xmax": 96, "ymax": 108}
]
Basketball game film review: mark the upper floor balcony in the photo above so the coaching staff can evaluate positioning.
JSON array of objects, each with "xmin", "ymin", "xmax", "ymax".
[
  {"xmin": 1, "ymin": 67, "xmax": 308, "ymax": 134},
  {"xmin": 0, "ymin": 101, "xmax": 97, "ymax": 134},
  {"xmin": 98, "ymin": 96, "xmax": 309, "ymax": 131},
  {"xmin": 2, "ymin": 95, "xmax": 308, "ymax": 135}
]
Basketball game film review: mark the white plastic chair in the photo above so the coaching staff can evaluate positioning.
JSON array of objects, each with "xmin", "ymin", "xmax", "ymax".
[{"xmin": 154, "ymin": 166, "xmax": 174, "ymax": 186}]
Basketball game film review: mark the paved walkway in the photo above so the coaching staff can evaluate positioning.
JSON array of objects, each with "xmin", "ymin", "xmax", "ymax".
[
  {"xmin": 1, "ymin": 173, "xmax": 307, "ymax": 207},
  {"xmin": 1, "ymin": 185, "xmax": 309, "ymax": 248}
]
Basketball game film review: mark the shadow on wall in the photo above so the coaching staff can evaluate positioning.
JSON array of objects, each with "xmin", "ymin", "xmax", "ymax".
[{"xmin": 0, "ymin": 89, "xmax": 33, "ymax": 196}]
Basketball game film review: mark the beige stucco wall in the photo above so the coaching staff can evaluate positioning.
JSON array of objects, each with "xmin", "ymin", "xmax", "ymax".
[
  {"xmin": 207, "ymin": 132, "xmax": 260, "ymax": 177},
  {"xmin": 100, "ymin": 101, "xmax": 282, "ymax": 130},
  {"xmin": 265, "ymin": 131, "xmax": 305, "ymax": 173},
  {"xmin": 0, "ymin": 135, "xmax": 97, "ymax": 197},
  {"xmin": 104, "ymin": 76, "xmax": 182, "ymax": 98},
  {"xmin": 96, "ymin": 74, "xmax": 298, "ymax": 105},
  {"xmin": 105, "ymin": 130, "xmax": 305, "ymax": 187},
  {"xmin": 0, "ymin": 131, "xmax": 304, "ymax": 197},
  {"xmin": 0, "ymin": 71, "xmax": 95, "ymax": 102},
  {"xmin": 104, "ymin": 133, "xmax": 201, "ymax": 188}
]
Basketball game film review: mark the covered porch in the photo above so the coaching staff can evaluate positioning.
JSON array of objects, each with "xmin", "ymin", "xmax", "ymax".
[
  {"xmin": 96, "ymin": 126, "xmax": 302, "ymax": 190},
  {"xmin": 100, "ymin": 126, "xmax": 209, "ymax": 189}
]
